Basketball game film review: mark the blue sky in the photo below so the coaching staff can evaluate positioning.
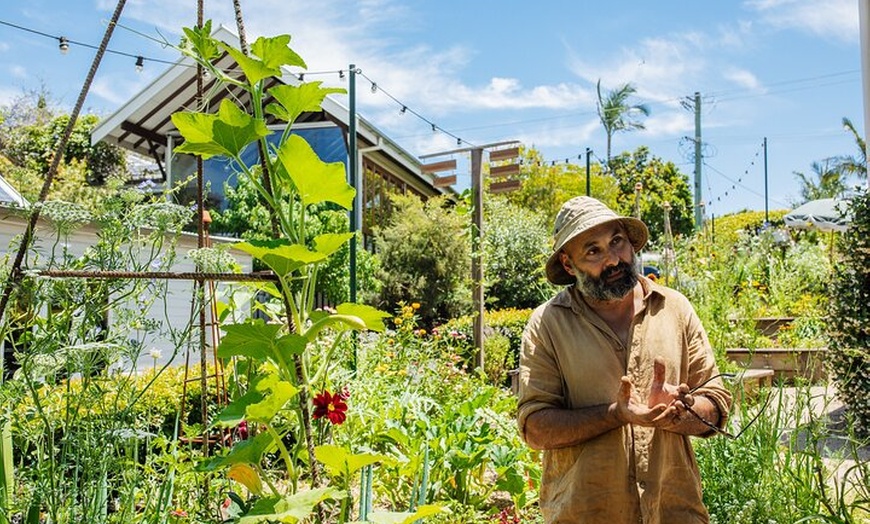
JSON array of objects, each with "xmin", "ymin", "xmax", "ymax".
[{"xmin": 0, "ymin": 0, "xmax": 865, "ymax": 216}]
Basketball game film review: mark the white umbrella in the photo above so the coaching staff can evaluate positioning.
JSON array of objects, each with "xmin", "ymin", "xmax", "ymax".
[{"xmin": 783, "ymin": 198, "xmax": 851, "ymax": 233}]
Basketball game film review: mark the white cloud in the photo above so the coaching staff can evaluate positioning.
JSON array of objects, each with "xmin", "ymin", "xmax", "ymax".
[
  {"xmin": 9, "ymin": 65, "xmax": 27, "ymax": 79},
  {"xmin": 723, "ymin": 68, "xmax": 765, "ymax": 92},
  {"xmin": 744, "ymin": 0, "xmax": 858, "ymax": 41}
]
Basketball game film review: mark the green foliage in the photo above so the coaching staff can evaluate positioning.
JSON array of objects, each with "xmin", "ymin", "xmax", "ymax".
[
  {"xmin": 374, "ymin": 194, "xmax": 471, "ymax": 327},
  {"xmin": 483, "ymin": 197, "xmax": 553, "ymax": 310},
  {"xmin": 697, "ymin": 385, "xmax": 870, "ymax": 523},
  {"xmin": 0, "ymin": 90, "xmax": 125, "ymax": 188},
  {"xmin": 211, "ymin": 175, "xmax": 380, "ymax": 305},
  {"xmin": 500, "ymin": 146, "xmax": 619, "ymax": 226},
  {"xmin": 596, "ymin": 80, "xmax": 650, "ymax": 162},
  {"xmin": 827, "ymin": 188, "xmax": 870, "ymax": 436},
  {"xmin": 707, "ymin": 209, "xmax": 787, "ymax": 247},
  {"xmin": 440, "ymin": 308, "xmax": 532, "ymax": 381},
  {"xmin": 675, "ymin": 227, "xmax": 832, "ymax": 354},
  {"xmin": 608, "ymin": 146, "xmax": 695, "ymax": 241}
]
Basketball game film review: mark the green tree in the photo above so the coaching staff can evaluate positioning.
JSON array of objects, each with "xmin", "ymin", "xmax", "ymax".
[
  {"xmin": 835, "ymin": 116, "xmax": 867, "ymax": 184},
  {"xmin": 596, "ymin": 80, "xmax": 650, "ymax": 164},
  {"xmin": 793, "ymin": 158, "xmax": 847, "ymax": 202},
  {"xmin": 828, "ymin": 188, "xmax": 870, "ymax": 436},
  {"xmin": 607, "ymin": 146, "xmax": 694, "ymax": 242},
  {"xmin": 483, "ymin": 197, "xmax": 553, "ymax": 309},
  {"xmin": 374, "ymin": 193, "xmax": 470, "ymax": 327},
  {"xmin": 501, "ymin": 146, "xmax": 619, "ymax": 226},
  {"xmin": 0, "ymin": 89, "xmax": 125, "ymax": 209}
]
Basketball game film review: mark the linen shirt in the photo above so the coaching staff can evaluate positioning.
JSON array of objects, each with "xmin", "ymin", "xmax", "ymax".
[{"xmin": 517, "ymin": 277, "xmax": 731, "ymax": 524}]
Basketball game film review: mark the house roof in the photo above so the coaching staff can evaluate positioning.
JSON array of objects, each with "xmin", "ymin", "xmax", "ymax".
[
  {"xmin": 91, "ymin": 25, "xmax": 451, "ymax": 198},
  {"xmin": 0, "ymin": 172, "xmax": 28, "ymax": 207}
]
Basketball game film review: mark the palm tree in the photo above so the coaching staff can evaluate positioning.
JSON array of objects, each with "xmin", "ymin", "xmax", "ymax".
[
  {"xmin": 794, "ymin": 158, "xmax": 847, "ymax": 202},
  {"xmin": 835, "ymin": 117, "xmax": 867, "ymax": 185},
  {"xmin": 596, "ymin": 79, "xmax": 650, "ymax": 165}
]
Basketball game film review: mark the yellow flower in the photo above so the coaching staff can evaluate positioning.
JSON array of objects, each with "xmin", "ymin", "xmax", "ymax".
[{"xmin": 411, "ymin": 302, "xmax": 421, "ymax": 310}]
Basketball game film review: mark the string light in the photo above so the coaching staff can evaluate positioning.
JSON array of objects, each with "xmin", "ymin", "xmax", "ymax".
[
  {"xmin": 297, "ymin": 73, "xmax": 304, "ymax": 81},
  {"xmin": 338, "ymin": 70, "xmax": 345, "ymax": 80},
  {"xmin": 58, "ymin": 36, "xmax": 69, "ymax": 54},
  {"xmin": 400, "ymin": 105, "xmax": 407, "ymax": 115},
  {"xmin": 370, "ymin": 82, "xmax": 378, "ymax": 93},
  {"xmin": 135, "ymin": 56, "xmax": 144, "ymax": 72}
]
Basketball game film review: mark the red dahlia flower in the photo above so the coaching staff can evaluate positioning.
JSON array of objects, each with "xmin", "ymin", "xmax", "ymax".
[{"xmin": 312, "ymin": 390, "xmax": 348, "ymax": 425}]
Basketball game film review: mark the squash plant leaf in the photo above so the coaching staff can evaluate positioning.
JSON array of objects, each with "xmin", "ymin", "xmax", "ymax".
[
  {"xmin": 266, "ymin": 82, "xmax": 346, "ymax": 124},
  {"xmin": 314, "ymin": 445, "xmax": 392, "ymax": 479},
  {"xmin": 217, "ymin": 320, "xmax": 283, "ymax": 360},
  {"xmin": 234, "ymin": 239, "xmax": 327, "ymax": 278},
  {"xmin": 251, "ymin": 34, "xmax": 307, "ymax": 70},
  {"xmin": 180, "ymin": 21, "xmax": 220, "ymax": 63},
  {"xmin": 196, "ymin": 432, "xmax": 273, "ymax": 472},
  {"xmin": 335, "ymin": 303, "xmax": 390, "ymax": 332},
  {"xmin": 214, "ymin": 388, "xmax": 265, "ymax": 427},
  {"xmin": 239, "ymin": 488, "xmax": 344, "ymax": 524},
  {"xmin": 313, "ymin": 232, "xmax": 354, "ymax": 258},
  {"xmin": 219, "ymin": 42, "xmax": 280, "ymax": 86},
  {"xmin": 172, "ymin": 99, "xmax": 270, "ymax": 160},
  {"xmin": 276, "ymin": 134, "xmax": 355, "ymax": 209},
  {"xmin": 362, "ymin": 505, "xmax": 449, "ymax": 524},
  {"xmin": 246, "ymin": 373, "xmax": 298, "ymax": 424}
]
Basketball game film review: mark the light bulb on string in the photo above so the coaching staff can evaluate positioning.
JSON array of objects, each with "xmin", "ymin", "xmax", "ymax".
[
  {"xmin": 58, "ymin": 36, "xmax": 69, "ymax": 54},
  {"xmin": 338, "ymin": 70, "xmax": 345, "ymax": 81},
  {"xmin": 400, "ymin": 106, "xmax": 407, "ymax": 115},
  {"xmin": 135, "ymin": 56, "xmax": 144, "ymax": 72},
  {"xmin": 370, "ymin": 82, "xmax": 378, "ymax": 93}
]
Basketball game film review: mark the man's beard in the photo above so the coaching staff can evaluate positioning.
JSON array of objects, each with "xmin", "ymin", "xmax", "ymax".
[{"xmin": 570, "ymin": 256, "xmax": 639, "ymax": 302}]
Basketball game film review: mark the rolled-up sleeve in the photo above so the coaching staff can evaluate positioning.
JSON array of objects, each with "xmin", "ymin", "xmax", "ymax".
[
  {"xmin": 684, "ymin": 307, "xmax": 732, "ymax": 434},
  {"xmin": 516, "ymin": 311, "xmax": 564, "ymax": 441}
]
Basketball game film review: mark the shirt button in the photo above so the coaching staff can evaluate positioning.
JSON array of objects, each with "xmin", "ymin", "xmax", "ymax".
[{"xmin": 639, "ymin": 480, "xmax": 646, "ymax": 489}]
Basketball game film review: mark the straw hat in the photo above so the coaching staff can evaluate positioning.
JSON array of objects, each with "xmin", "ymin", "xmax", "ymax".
[{"xmin": 545, "ymin": 196, "xmax": 649, "ymax": 285}]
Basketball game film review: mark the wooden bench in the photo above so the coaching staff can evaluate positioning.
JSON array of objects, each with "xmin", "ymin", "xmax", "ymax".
[
  {"xmin": 727, "ymin": 368, "xmax": 775, "ymax": 406},
  {"xmin": 725, "ymin": 347, "xmax": 827, "ymax": 383}
]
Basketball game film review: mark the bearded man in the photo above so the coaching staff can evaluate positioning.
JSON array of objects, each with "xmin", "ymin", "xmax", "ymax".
[{"xmin": 516, "ymin": 196, "xmax": 732, "ymax": 524}]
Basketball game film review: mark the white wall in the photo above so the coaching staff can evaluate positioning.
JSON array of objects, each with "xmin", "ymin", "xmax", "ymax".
[{"xmin": 0, "ymin": 207, "xmax": 253, "ymax": 374}]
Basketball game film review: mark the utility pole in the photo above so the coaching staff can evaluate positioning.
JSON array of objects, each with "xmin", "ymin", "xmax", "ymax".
[
  {"xmin": 693, "ymin": 91, "xmax": 703, "ymax": 230},
  {"xmin": 860, "ymin": 0, "xmax": 870, "ymax": 186},
  {"xmin": 763, "ymin": 137, "xmax": 769, "ymax": 225}
]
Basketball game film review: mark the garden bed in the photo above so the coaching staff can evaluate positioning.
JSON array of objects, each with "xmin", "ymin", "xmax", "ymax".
[{"xmin": 725, "ymin": 347, "xmax": 827, "ymax": 383}]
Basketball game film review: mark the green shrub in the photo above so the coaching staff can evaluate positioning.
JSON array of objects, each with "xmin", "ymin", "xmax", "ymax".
[
  {"xmin": 440, "ymin": 308, "xmax": 533, "ymax": 377},
  {"xmin": 483, "ymin": 197, "xmax": 553, "ymax": 310},
  {"xmin": 374, "ymin": 194, "xmax": 471, "ymax": 327},
  {"xmin": 828, "ymin": 188, "xmax": 870, "ymax": 436}
]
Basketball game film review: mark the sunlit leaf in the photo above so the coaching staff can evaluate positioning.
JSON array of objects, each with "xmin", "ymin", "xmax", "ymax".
[
  {"xmin": 239, "ymin": 488, "xmax": 344, "ymax": 523},
  {"xmin": 335, "ymin": 303, "xmax": 390, "ymax": 332},
  {"xmin": 266, "ymin": 82, "xmax": 345, "ymax": 123},
  {"xmin": 235, "ymin": 239, "xmax": 327, "ymax": 278},
  {"xmin": 196, "ymin": 432, "xmax": 273, "ymax": 471},
  {"xmin": 246, "ymin": 373, "xmax": 298, "ymax": 423},
  {"xmin": 364, "ymin": 505, "xmax": 449, "ymax": 524},
  {"xmin": 251, "ymin": 34, "xmax": 306, "ymax": 70},
  {"xmin": 276, "ymin": 134, "xmax": 355, "ymax": 209},
  {"xmin": 180, "ymin": 21, "xmax": 219, "ymax": 63},
  {"xmin": 171, "ymin": 99, "xmax": 270, "ymax": 160},
  {"xmin": 217, "ymin": 320, "xmax": 283, "ymax": 360},
  {"xmin": 313, "ymin": 232, "xmax": 353, "ymax": 257},
  {"xmin": 228, "ymin": 463, "xmax": 263, "ymax": 496},
  {"xmin": 315, "ymin": 444, "xmax": 392, "ymax": 479},
  {"xmin": 219, "ymin": 43, "xmax": 279, "ymax": 86}
]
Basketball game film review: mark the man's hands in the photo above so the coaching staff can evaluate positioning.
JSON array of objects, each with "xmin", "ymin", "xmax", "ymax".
[{"xmin": 612, "ymin": 356, "xmax": 695, "ymax": 430}]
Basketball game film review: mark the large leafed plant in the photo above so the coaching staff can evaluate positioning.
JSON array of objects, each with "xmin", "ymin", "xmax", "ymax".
[{"xmin": 172, "ymin": 22, "xmax": 393, "ymax": 522}]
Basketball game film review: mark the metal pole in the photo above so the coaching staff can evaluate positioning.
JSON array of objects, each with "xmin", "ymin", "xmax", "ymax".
[
  {"xmin": 763, "ymin": 137, "xmax": 769, "ymax": 225},
  {"xmin": 860, "ymin": 0, "xmax": 870, "ymax": 187},
  {"xmin": 471, "ymin": 147, "xmax": 485, "ymax": 370},
  {"xmin": 585, "ymin": 147, "xmax": 591, "ymax": 196},
  {"xmin": 348, "ymin": 64, "xmax": 358, "ymax": 304},
  {"xmin": 693, "ymin": 92, "xmax": 703, "ymax": 230}
]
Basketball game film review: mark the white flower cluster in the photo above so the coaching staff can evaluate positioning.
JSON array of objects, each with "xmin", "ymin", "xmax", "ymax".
[
  {"xmin": 129, "ymin": 202, "xmax": 193, "ymax": 231},
  {"xmin": 37, "ymin": 200, "xmax": 92, "ymax": 234},
  {"xmin": 186, "ymin": 246, "xmax": 240, "ymax": 273}
]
